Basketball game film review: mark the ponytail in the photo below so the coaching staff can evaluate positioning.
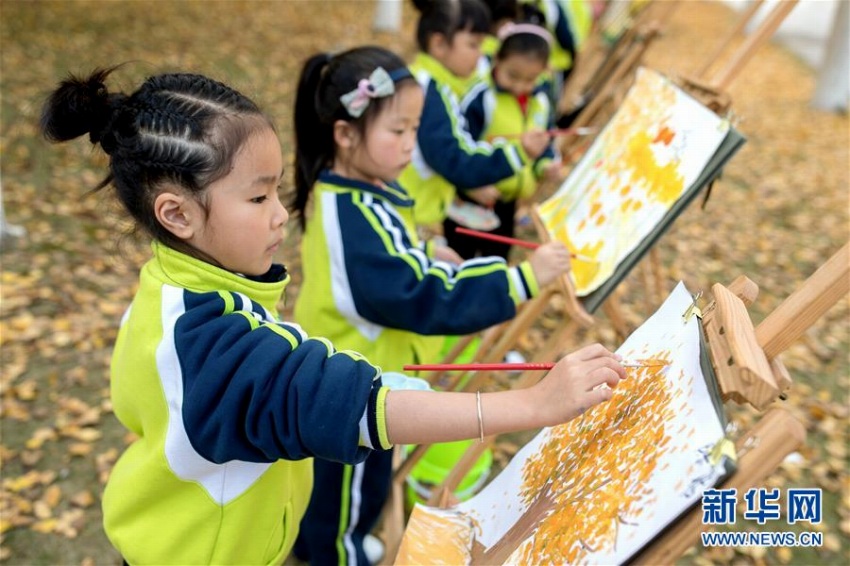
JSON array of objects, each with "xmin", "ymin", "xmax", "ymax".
[
  {"xmin": 40, "ymin": 66, "xmax": 126, "ymax": 148},
  {"xmin": 292, "ymin": 53, "xmax": 334, "ymax": 231}
]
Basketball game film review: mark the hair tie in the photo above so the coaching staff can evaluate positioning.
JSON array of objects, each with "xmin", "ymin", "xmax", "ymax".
[
  {"xmin": 339, "ymin": 66, "xmax": 412, "ymax": 118},
  {"xmin": 497, "ymin": 22, "xmax": 553, "ymax": 46}
]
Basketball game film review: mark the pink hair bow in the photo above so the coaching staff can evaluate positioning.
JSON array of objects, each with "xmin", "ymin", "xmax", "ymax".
[{"xmin": 339, "ymin": 67, "xmax": 395, "ymax": 118}]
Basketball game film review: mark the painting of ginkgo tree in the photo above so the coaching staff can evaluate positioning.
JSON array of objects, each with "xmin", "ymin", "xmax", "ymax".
[
  {"xmin": 394, "ymin": 282, "xmax": 732, "ymax": 565},
  {"xmin": 537, "ymin": 68, "xmax": 733, "ymax": 296}
]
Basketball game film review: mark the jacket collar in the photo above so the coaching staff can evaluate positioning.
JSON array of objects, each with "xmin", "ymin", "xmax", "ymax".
[
  {"xmin": 150, "ymin": 241, "xmax": 289, "ymax": 311},
  {"xmin": 410, "ymin": 52, "xmax": 476, "ymax": 98},
  {"xmin": 318, "ymin": 170, "xmax": 415, "ymax": 207}
]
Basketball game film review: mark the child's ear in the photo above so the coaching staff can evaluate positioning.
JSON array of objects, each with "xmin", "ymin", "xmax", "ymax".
[
  {"xmin": 154, "ymin": 190, "xmax": 196, "ymax": 240},
  {"xmin": 333, "ymin": 120, "xmax": 357, "ymax": 149},
  {"xmin": 428, "ymin": 33, "xmax": 450, "ymax": 59}
]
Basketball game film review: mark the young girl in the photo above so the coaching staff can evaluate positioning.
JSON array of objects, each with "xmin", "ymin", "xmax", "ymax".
[
  {"xmin": 399, "ymin": 0, "xmax": 551, "ymax": 237},
  {"xmin": 289, "ymin": 45, "xmax": 577, "ymax": 565},
  {"xmin": 521, "ymin": 0, "xmax": 594, "ymax": 124},
  {"xmin": 452, "ymin": 22, "xmax": 560, "ymax": 259},
  {"xmin": 40, "ymin": 67, "xmax": 625, "ymax": 565}
]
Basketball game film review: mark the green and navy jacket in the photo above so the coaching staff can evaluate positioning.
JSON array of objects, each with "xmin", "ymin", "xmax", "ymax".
[
  {"xmin": 398, "ymin": 52, "xmax": 529, "ymax": 226},
  {"xmin": 103, "ymin": 242, "xmax": 391, "ymax": 565},
  {"xmin": 294, "ymin": 171, "xmax": 541, "ymax": 370},
  {"xmin": 523, "ymin": 0, "xmax": 593, "ymax": 72},
  {"xmin": 461, "ymin": 74, "xmax": 557, "ymax": 201}
]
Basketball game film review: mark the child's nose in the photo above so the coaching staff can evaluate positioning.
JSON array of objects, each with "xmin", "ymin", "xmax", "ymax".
[
  {"xmin": 274, "ymin": 196, "xmax": 289, "ymax": 227},
  {"xmin": 404, "ymin": 133, "xmax": 416, "ymax": 151}
]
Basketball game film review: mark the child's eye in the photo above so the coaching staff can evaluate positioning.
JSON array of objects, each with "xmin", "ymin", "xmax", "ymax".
[{"xmin": 251, "ymin": 195, "xmax": 268, "ymax": 204}]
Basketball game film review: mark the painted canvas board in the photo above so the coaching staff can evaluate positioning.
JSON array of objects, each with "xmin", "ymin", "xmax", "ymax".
[
  {"xmin": 395, "ymin": 282, "xmax": 732, "ymax": 565},
  {"xmin": 537, "ymin": 68, "xmax": 732, "ymax": 296}
]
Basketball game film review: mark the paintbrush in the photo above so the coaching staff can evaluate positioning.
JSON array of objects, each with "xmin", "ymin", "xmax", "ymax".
[
  {"xmin": 403, "ymin": 362, "xmax": 669, "ymax": 372},
  {"xmin": 454, "ymin": 227, "xmax": 597, "ymax": 262},
  {"xmin": 495, "ymin": 126, "xmax": 599, "ymax": 140}
]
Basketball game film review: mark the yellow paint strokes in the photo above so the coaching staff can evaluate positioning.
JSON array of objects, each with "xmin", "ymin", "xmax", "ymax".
[
  {"xmin": 394, "ymin": 505, "xmax": 471, "ymax": 565},
  {"xmin": 538, "ymin": 68, "xmax": 728, "ymax": 297},
  {"xmin": 554, "ymin": 225, "xmax": 575, "ymax": 250},
  {"xmin": 514, "ymin": 352, "xmax": 679, "ymax": 563},
  {"xmin": 570, "ymin": 239, "xmax": 604, "ymax": 290},
  {"xmin": 625, "ymin": 131, "xmax": 685, "ymax": 206}
]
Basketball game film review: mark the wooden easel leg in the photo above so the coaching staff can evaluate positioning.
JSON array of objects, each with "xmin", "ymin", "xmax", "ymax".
[
  {"xmin": 535, "ymin": 318, "xmax": 580, "ymax": 368},
  {"xmin": 564, "ymin": 24, "xmax": 659, "ymax": 139},
  {"xmin": 710, "ymin": 0, "xmax": 799, "ymax": 91},
  {"xmin": 429, "ymin": 333, "xmax": 480, "ymax": 390},
  {"xmin": 650, "ymin": 246, "xmax": 666, "ymax": 305},
  {"xmin": 439, "ymin": 334, "xmax": 477, "ymax": 365},
  {"xmin": 378, "ymin": 445, "xmax": 407, "ymax": 564},
  {"xmin": 640, "ymin": 257, "xmax": 655, "ymax": 313},
  {"xmin": 425, "ymin": 437, "xmax": 495, "ymax": 507},
  {"xmin": 695, "ymin": 0, "xmax": 766, "ymax": 79},
  {"xmin": 393, "ymin": 444, "xmax": 429, "ymax": 486},
  {"xmin": 602, "ymin": 291, "xmax": 632, "ymax": 341},
  {"xmin": 481, "ymin": 288, "xmax": 557, "ymax": 365}
]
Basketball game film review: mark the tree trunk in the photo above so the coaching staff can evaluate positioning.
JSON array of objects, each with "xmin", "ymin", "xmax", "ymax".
[{"xmin": 469, "ymin": 480, "xmax": 557, "ymax": 564}]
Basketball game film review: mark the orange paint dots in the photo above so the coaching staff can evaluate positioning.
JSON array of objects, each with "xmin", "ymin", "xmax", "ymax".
[{"xmin": 653, "ymin": 125, "xmax": 675, "ymax": 145}]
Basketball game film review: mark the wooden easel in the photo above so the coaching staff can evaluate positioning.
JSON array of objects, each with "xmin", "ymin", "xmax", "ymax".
[
  {"xmin": 501, "ymin": 0, "xmax": 802, "ymax": 370},
  {"xmin": 469, "ymin": 67, "xmax": 738, "ymax": 373},
  {"xmin": 432, "ymin": 0, "xmax": 795, "ymax": 378},
  {"xmin": 421, "ymin": 69, "xmax": 738, "ymax": 411},
  {"xmin": 553, "ymin": 0, "xmax": 799, "ymax": 325},
  {"xmin": 557, "ymin": 0, "xmax": 678, "ymax": 164},
  {"xmin": 380, "ymin": 5, "xmax": 811, "ymax": 557},
  {"xmin": 695, "ymin": 0, "xmax": 799, "ymax": 93},
  {"xmin": 420, "ymin": 1, "xmax": 679, "ymax": 386},
  {"xmin": 391, "ymin": 241, "xmax": 849, "ymax": 564}
]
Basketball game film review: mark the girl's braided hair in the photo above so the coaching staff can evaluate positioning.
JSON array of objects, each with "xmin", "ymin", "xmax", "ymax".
[{"xmin": 40, "ymin": 66, "xmax": 273, "ymax": 250}]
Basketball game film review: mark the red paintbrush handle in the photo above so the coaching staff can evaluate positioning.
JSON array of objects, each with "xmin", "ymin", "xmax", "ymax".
[
  {"xmin": 453, "ymin": 227, "xmax": 596, "ymax": 262},
  {"xmin": 454, "ymin": 227, "xmax": 540, "ymax": 250},
  {"xmin": 403, "ymin": 363, "xmax": 555, "ymax": 372}
]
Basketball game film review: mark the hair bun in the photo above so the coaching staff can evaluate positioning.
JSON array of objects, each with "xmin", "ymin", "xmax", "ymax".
[
  {"xmin": 411, "ymin": 0, "xmax": 438, "ymax": 15},
  {"xmin": 41, "ymin": 67, "xmax": 121, "ymax": 147}
]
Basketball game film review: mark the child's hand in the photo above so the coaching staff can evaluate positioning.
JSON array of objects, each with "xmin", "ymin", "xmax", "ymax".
[
  {"xmin": 528, "ymin": 241, "xmax": 571, "ymax": 287},
  {"xmin": 520, "ymin": 129, "xmax": 550, "ymax": 160},
  {"xmin": 532, "ymin": 343, "xmax": 625, "ymax": 425},
  {"xmin": 465, "ymin": 185, "xmax": 500, "ymax": 208},
  {"xmin": 542, "ymin": 160, "xmax": 566, "ymax": 184},
  {"xmin": 433, "ymin": 245, "xmax": 464, "ymax": 265}
]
